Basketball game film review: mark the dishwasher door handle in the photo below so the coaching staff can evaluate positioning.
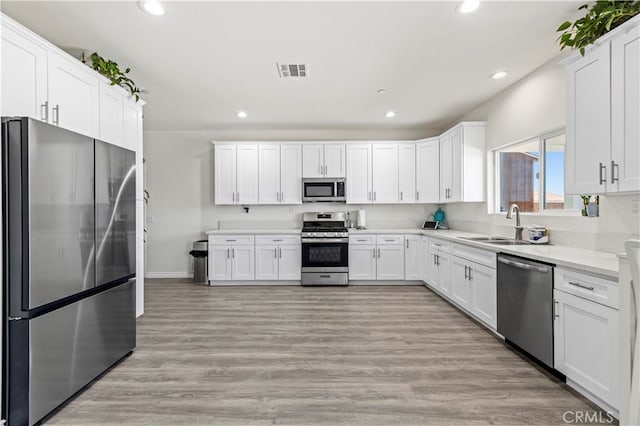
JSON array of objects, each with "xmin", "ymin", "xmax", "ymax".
[{"xmin": 498, "ymin": 257, "xmax": 549, "ymax": 274}]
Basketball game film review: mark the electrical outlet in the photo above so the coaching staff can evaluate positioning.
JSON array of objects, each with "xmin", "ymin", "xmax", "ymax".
[
  {"xmin": 146, "ymin": 215, "xmax": 155, "ymax": 223},
  {"xmin": 631, "ymin": 200, "xmax": 640, "ymax": 217}
]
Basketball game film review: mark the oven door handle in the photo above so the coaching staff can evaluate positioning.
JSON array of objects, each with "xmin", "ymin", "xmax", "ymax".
[{"xmin": 301, "ymin": 238, "xmax": 349, "ymax": 243}]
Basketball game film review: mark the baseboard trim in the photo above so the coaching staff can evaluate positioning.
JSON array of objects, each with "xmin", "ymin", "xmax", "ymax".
[
  {"xmin": 349, "ymin": 280, "xmax": 423, "ymax": 285},
  {"xmin": 145, "ymin": 272, "xmax": 193, "ymax": 279}
]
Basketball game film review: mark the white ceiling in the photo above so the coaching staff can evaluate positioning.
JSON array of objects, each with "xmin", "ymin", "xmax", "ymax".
[{"xmin": 1, "ymin": 1, "xmax": 581, "ymax": 133}]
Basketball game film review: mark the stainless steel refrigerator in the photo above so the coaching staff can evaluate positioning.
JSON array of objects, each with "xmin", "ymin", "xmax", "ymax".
[{"xmin": 2, "ymin": 117, "xmax": 137, "ymax": 425}]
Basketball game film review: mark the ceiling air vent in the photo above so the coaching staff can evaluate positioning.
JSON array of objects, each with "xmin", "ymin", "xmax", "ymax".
[{"xmin": 277, "ymin": 63, "xmax": 307, "ymax": 78}]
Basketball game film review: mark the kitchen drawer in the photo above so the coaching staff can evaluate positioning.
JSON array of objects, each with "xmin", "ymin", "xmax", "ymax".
[
  {"xmin": 429, "ymin": 238, "xmax": 451, "ymax": 252},
  {"xmin": 376, "ymin": 235, "xmax": 404, "ymax": 245},
  {"xmin": 452, "ymin": 243, "xmax": 496, "ymax": 268},
  {"xmin": 555, "ymin": 267, "xmax": 619, "ymax": 309},
  {"xmin": 209, "ymin": 235, "xmax": 255, "ymax": 246},
  {"xmin": 349, "ymin": 235, "xmax": 376, "ymax": 245},
  {"xmin": 255, "ymin": 235, "xmax": 300, "ymax": 245}
]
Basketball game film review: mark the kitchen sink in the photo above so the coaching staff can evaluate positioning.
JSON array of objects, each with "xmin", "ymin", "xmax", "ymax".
[
  {"xmin": 486, "ymin": 240, "xmax": 532, "ymax": 246},
  {"xmin": 458, "ymin": 236, "xmax": 510, "ymax": 242},
  {"xmin": 457, "ymin": 236, "xmax": 532, "ymax": 245}
]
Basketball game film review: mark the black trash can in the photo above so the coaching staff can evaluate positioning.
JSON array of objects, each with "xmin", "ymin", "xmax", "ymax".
[{"xmin": 189, "ymin": 240, "xmax": 208, "ymax": 283}]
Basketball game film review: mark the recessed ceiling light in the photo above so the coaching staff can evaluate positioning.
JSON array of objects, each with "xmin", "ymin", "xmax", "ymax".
[
  {"xmin": 377, "ymin": 89, "xmax": 387, "ymax": 94},
  {"xmin": 236, "ymin": 111, "xmax": 247, "ymax": 118},
  {"xmin": 457, "ymin": 0, "xmax": 480, "ymax": 14},
  {"xmin": 138, "ymin": 1, "xmax": 165, "ymax": 16},
  {"xmin": 490, "ymin": 70, "xmax": 508, "ymax": 80},
  {"xmin": 385, "ymin": 111, "xmax": 396, "ymax": 118}
]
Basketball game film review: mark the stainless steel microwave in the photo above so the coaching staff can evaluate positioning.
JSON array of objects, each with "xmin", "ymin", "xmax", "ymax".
[{"xmin": 302, "ymin": 178, "xmax": 346, "ymax": 203}]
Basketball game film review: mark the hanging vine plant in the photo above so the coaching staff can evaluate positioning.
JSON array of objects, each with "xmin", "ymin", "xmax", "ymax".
[
  {"xmin": 557, "ymin": 1, "xmax": 640, "ymax": 56},
  {"xmin": 90, "ymin": 52, "xmax": 141, "ymax": 101}
]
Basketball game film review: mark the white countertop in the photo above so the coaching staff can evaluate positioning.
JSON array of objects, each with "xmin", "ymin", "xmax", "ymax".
[
  {"xmin": 205, "ymin": 227, "xmax": 619, "ymax": 279},
  {"xmin": 206, "ymin": 229, "xmax": 301, "ymax": 235}
]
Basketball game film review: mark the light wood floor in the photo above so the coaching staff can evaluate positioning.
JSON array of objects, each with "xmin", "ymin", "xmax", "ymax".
[{"xmin": 46, "ymin": 281, "xmax": 603, "ymax": 425}]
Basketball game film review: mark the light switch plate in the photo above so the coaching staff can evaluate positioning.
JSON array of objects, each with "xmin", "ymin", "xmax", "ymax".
[{"xmin": 631, "ymin": 200, "xmax": 639, "ymax": 217}]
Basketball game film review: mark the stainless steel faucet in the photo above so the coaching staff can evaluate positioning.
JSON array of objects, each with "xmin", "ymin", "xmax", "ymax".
[{"xmin": 506, "ymin": 203, "xmax": 523, "ymax": 241}]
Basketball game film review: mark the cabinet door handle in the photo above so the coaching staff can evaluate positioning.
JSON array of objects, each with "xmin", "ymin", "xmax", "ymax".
[
  {"xmin": 227, "ymin": 248, "xmax": 230, "ymax": 258},
  {"xmin": 279, "ymin": 247, "xmax": 282, "ymax": 258},
  {"xmin": 468, "ymin": 267, "xmax": 472, "ymax": 281},
  {"xmin": 568, "ymin": 281, "xmax": 594, "ymax": 291},
  {"xmin": 406, "ymin": 240, "xmax": 409, "ymax": 249},
  {"xmin": 232, "ymin": 192, "xmax": 235, "ymax": 202},
  {"xmin": 611, "ymin": 161, "xmax": 619, "ymax": 183},
  {"xmin": 377, "ymin": 248, "xmax": 381, "ymax": 258},
  {"xmin": 373, "ymin": 192, "xmax": 376, "ymax": 201},
  {"xmin": 368, "ymin": 192, "xmax": 371, "ymax": 201},
  {"xmin": 554, "ymin": 299, "xmax": 560, "ymax": 319},
  {"xmin": 433, "ymin": 254, "xmax": 436, "ymax": 265},
  {"xmin": 237, "ymin": 192, "xmax": 240, "ymax": 201},
  {"xmin": 281, "ymin": 192, "xmax": 284, "ymax": 202},
  {"xmin": 416, "ymin": 191, "xmax": 419, "ymax": 201},
  {"xmin": 599, "ymin": 162, "xmax": 607, "ymax": 185},
  {"xmin": 464, "ymin": 265, "xmax": 468, "ymax": 279},
  {"xmin": 275, "ymin": 248, "xmax": 278, "ymax": 258},
  {"xmin": 232, "ymin": 248, "xmax": 235, "ymax": 258},
  {"xmin": 400, "ymin": 192, "xmax": 403, "ymax": 201},
  {"xmin": 325, "ymin": 165, "xmax": 328, "ymax": 176},
  {"xmin": 225, "ymin": 239, "xmax": 236, "ymax": 242},
  {"xmin": 373, "ymin": 248, "xmax": 376, "ymax": 258},
  {"xmin": 40, "ymin": 101, "xmax": 49, "ymax": 122},
  {"xmin": 52, "ymin": 104, "xmax": 60, "ymax": 126},
  {"xmin": 276, "ymin": 192, "xmax": 280, "ymax": 202}
]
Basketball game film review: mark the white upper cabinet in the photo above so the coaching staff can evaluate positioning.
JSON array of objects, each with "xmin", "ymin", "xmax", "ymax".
[
  {"xmin": 123, "ymin": 99, "xmax": 141, "ymax": 154},
  {"xmin": 416, "ymin": 138, "xmax": 440, "ymax": 203},
  {"xmin": 302, "ymin": 144, "xmax": 346, "ymax": 177},
  {"xmin": 280, "ymin": 144, "xmax": 302, "ymax": 204},
  {"xmin": 1, "ymin": 18, "xmax": 47, "ymax": 120},
  {"xmin": 565, "ymin": 43, "xmax": 612, "ymax": 194},
  {"xmin": 372, "ymin": 144, "xmax": 398, "ymax": 203},
  {"xmin": 565, "ymin": 17, "xmax": 639, "ymax": 194},
  {"xmin": 236, "ymin": 145, "xmax": 259, "ymax": 204},
  {"xmin": 99, "ymin": 84, "xmax": 124, "ymax": 147},
  {"xmin": 347, "ymin": 144, "xmax": 373, "ymax": 204},
  {"xmin": 214, "ymin": 144, "xmax": 258, "ymax": 204},
  {"xmin": 47, "ymin": 51, "xmax": 100, "ymax": 138},
  {"xmin": 214, "ymin": 144, "xmax": 237, "ymax": 205},
  {"xmin": 398, "ymin": 144, "xmax": 416, "ymax": 203},
  {"xmin": 324, "ymin": 144, "xmax": 346, "ymax": 177},
  {"xmin": 439, "ymin": 123, "xmax": 485, "ymax": 203},
  {"xmin": 259, "ymin": 144, "xmax": 281, "ymax": 204},
  {"xmin": 611, "ymin": 23, "xmax": 640, "ymax": 192},
  {"xmin": 302, "ymin": 144, "xmax": 324, "ymax": 177},
  {"xmin": 258, "ymin": 144, "xmax": 302, "ymax": 205}
]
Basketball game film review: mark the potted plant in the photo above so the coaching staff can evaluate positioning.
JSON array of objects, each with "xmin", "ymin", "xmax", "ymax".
[
  {"xmin": 557, "ymin": 1, "xmax": 640, "ymax": 55},
  {"xmin": 90, "ymin": 52, "xmax": 142, "ymax": 101}
]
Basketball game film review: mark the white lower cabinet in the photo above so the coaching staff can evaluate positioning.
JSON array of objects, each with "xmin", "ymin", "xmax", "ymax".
[
  {"xmin": 208, "ymin": 235, "xmax": 255, "ymax": 282},
  {"xmin": 349, "ymin": 235, "xmax": 404, "ymax": 280},
  {"xmin": 451, "ymin": 257, "xmax": 472, "ymax": 309},
  {"xmin": 468, "ymin": 262, "xmax": 497, "ymax": 328},
  {"xmin": 377, "ymin": 245, "xmax": 405, "ymax": 280},
  {"xmin": 404, "ymin": 235, "xmax": 422, "ymax": 280},
  {"xmin": 554, "ymin": 288, "xmax": 619, "ymax": 409},
  {"xmin": 349, "ymin": 244, "xmax": 377, "ymax": 280},
  {"xmin": 427, "ymin": 239, "xmax": 451, "ymax": 297},
  {"xmin": 255, "ymin": 235, "xmax": 301, "ymax": 280},
  {"xmin": 209, "ymin": 246, "xmax": 234, "ymax": 281},
  {"xmin": 255, "ymin": 244, "xmax": 279, "ymax": 280}
]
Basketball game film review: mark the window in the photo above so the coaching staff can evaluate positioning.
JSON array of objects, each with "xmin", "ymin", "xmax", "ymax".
[{"xmin": 495, "ymin": 130, "xmax": 580, "ymax": 213}]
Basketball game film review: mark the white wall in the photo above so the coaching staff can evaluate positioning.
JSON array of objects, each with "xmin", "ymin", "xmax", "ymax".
[
  {"xmin": 447, "ymin": 58, "xmax": 639, "ymax": 253},
  {"xmin": 144, "ymin": 129, "xmax": 438, "ymax": 277},
  {"xmin": 145, "ymin": 57, "xmax": 639, "ymax": 278}
]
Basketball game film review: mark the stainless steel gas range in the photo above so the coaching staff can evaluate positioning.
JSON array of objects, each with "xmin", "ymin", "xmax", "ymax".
[{"xmin": 301, "ymin": 212, "xmax": 349, "ymax": 286}]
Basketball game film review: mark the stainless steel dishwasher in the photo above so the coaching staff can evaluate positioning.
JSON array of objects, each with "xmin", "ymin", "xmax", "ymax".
[{"xmin": 497, "ymin": 254, "xmax": 554, "ymax": 368}]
